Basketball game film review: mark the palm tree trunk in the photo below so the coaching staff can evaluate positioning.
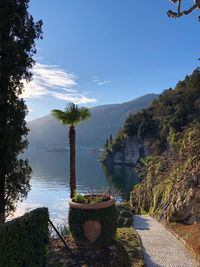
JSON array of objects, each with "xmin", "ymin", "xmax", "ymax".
[
  {"xmin": 69, "ymin": 125, "xmax": 76, "ymax": 198},
  {"xmin": 0, "ymin": 175, "xmax": 5, "ymax": 224},
  {"xmin": 0, "ymin": 11, "xmax": 8, "ymax": 224}
]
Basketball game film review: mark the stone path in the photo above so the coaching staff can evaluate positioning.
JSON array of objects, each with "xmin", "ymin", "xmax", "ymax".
[{"xmin": 133, "ymin": 215, "xmax": 199, "ymax": 267}]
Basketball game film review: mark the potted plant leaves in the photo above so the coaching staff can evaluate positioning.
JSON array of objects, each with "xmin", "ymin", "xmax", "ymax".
[{"xmin": 68, "ymin": 191, "xmax": 118, "ymax": 247}]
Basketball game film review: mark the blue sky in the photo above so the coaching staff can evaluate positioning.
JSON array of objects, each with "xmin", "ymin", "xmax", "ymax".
[{"xmin": 24, "ymin": 0, "xmax": 200, "ymax": 120}]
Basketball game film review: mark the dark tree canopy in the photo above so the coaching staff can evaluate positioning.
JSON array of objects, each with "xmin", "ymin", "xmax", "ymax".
[
  {"xmin": 109, "ymin": 68, "xmax": 200, "ymax": 156},
  {"xmin": 0, "ymin": 0, "xmax": 42, "ymax": 222},
  {"xmin": 167, "ymin": 0, "xmax": 200, "ymax": 19}
]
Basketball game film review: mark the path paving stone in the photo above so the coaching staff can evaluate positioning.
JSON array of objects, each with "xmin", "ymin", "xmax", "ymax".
[{"xmin": 133, "ymin": 215, "xmax": 199, "ymax": 267}]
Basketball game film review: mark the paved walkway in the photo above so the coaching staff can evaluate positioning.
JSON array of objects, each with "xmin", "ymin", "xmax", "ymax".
[{"xmin": 133, "ymin": 215, "xmax": 198, "ymax": 267}]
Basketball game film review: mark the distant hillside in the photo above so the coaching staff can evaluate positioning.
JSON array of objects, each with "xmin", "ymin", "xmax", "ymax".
[
  {"xmin": 28, "ymin": 94, "xmax": 158, "ymax": 150},
  {"xmin": 102, "ymin": 69, "xmax": 200, "ymax": 224}
]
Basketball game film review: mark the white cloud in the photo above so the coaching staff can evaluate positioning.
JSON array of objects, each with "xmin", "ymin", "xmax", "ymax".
[
  {"xmin": 28, "ymin": 107, "xmax": 34, "ymax": 112},
  {"xmin": 22, "ymin": 79, "xmax": 48, "ymax": 98},
  {"xmin": 51, "ymin": 91, "xmax": 96, "ymax": 104},
  {"xmin": 92, "ymin": 75, "xmax": 111, "ymax": 86},
  {"xmin": 21, "ymin": 63, "xmax": 97, "ymax": 104}
]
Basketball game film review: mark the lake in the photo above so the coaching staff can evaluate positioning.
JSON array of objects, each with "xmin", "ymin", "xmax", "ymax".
[{"xmin": 14, "ymin": 150, "xmax": 139, "ymax": 224}]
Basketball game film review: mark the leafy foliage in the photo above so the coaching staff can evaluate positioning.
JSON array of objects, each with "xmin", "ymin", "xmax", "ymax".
[
  {"xmin": 109, "ymin": 69, "xmax": 200, "ymax": 156},
  {"xmin": 52, "ymin": 103, "xmax": 90, "ymax": 126},
  {"xmin": 73, "ymin": 192, "xmax": 111, "ymax": 204},
  {"xmin": 117, "ymin": 228, "xmax": 145, "ymax": 267},
  {"xmin": 0, "ymin": 208, "xmax": 49, "ymax": 267},
  {"xmin": 69, "ymin": 205, "xmax": 118, "ymax": 247},
  {"xmin": 0, "ymin": 0, "xmax": 42, "ymax": 222},
  {"xmin": 103, "ymin": 69, "xmax": 200, "ymax": 223},
  {"xmin": 131, "ymin": 124, "xmax": 200, "ymax": 223}
]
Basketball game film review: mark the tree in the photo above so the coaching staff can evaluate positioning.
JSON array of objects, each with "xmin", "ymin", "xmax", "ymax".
[
  {"xmin": 52, "ymin": 103, "xmax": 91, "ymax": 198},
  {"xmin": 167, "ymin": 0, "xmax": 200, "ymax": 19},
  {"xmin": 109, "ymin": 134, "xmax": 113, "ymax": 145},
  {"xmin": 0, "ymin": 0, "xmax": 42, "ymax": 223},
  {"xmin": 104, "ymin": 138, "xmax": 109, "ymax": 149}
]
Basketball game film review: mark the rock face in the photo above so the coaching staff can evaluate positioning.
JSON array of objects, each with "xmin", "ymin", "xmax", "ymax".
[
  {"xmin": 102, "ymin": 135, "xmax": 145, "ymax": 166},
  {"xmin": 130, "ymin": 125, "xmax": 200, "ymax": 224},
  {"xmin": 164, "ymin": 180, "xmax": 200, "ymax": 224},
  {"xmin": 103, "ymin": 126, "xmax": 200, "ymax": 225},
  {"xmin": 116, "ymin": 203, "xmax": 133, "ymax": 228},
  {"xmin": 103, "ymin": 70, "xmax": 200, "ymax": 225},
  {"xmin": 124, "ymin": 136, "xmax": 144, "ymax": 165}
]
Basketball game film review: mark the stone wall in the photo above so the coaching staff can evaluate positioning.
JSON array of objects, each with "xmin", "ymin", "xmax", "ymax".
[{"xmin": 104, "ymin": 135, "xmax": 145, "ymax": 166}]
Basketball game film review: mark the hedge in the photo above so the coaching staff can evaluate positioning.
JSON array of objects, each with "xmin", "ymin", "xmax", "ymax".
[
  {"xmin": 0, "ymin": 208, "xmax": 49, "ymax": 267},
  {"xmin": 69, "ymin": 205, "xmax": 118, "ymax": 247}
]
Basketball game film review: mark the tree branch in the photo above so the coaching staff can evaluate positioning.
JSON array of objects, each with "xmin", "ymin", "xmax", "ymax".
[
  {"xmin": 178, "ymin": 0, "xmax": 182, "ymax": 15},
  {"xmin": 167, "ymin": 0, "xmax": 200, "ymax": 19}
]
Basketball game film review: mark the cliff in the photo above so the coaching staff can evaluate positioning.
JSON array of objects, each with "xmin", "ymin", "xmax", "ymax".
[
  {"xmin": 101, "ymin": 135, "xmax": 145, "ymax": 166},
  {"xmin": 131, "ymin": 125, "xmax": 200, "ymax": 224},
  {"xmin": 102, "ymin": 69, "xmax": 200, "ymax": 224}
]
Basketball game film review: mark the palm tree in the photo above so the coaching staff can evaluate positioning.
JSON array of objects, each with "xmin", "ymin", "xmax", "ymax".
[{"xmin": 51, "ymin": 103, "xmax": 91, "ymax": 198}]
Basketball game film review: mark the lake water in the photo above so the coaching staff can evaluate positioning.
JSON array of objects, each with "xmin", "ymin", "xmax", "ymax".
[{"xmin": 14, "ymin": 150, "xmax": 139, "ymax": 224}]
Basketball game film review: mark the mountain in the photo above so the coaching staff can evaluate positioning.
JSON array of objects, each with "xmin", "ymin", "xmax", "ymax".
[
  {"xmin": 102, "ymin": 69, "xmax": 200, "ymax": 224},
  {"xmin": 27, "ymin": 93, "xmax": 158, "ymax": 150}
]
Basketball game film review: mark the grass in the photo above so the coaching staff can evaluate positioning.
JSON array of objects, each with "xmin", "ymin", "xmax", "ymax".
[
  {"xmin": 47, "ymin": 227, "xmax": 145, "ymax": 267},
  {"xmin": 117, "ymin": 228, "xmax": 145, "ymax": 267}
]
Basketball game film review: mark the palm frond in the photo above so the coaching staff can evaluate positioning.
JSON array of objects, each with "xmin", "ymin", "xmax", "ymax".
[
  {"xmin": 51, "ymin": 109, "xmax": 70, "ymax": 125},
  {"xmin": 51, "ymin": 103, "xmax": 91, "ymax": 126},
  {"xmin": 79, "ymin": 107, "xmax": 91, "ymax": 121},
  {"xmin": 51, "ymin": 109, "xmax": 64, "ymax": 121}
]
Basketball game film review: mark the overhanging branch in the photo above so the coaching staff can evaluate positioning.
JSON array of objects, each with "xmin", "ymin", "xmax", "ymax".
[{"xmin": 167, "ymin": 0, "xmax": 200, "ymax": 18}]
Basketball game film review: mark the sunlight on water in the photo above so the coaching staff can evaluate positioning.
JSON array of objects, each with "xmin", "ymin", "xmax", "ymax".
[{"xmin": 14, "ymin": 150, "xmax": 139, "ymax": 224}]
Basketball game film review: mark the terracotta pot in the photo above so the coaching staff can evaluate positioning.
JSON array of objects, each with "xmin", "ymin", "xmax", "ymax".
[
  {"xmin": 68, "ymin": 194, "xmax": 117, "ymax": 246},
  {"xmin": 69, "ymin": 194, "xmax": 115, "ymax": 210}
]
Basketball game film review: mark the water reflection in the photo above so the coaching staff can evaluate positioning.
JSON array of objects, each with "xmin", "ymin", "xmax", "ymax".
[
  {"xmin": 14, "ymin": 150, "xmax": 139, "ymax": 223},
  {"xmin": 101, "ymin": 164, "xmax": 138, "ymax": 200}
]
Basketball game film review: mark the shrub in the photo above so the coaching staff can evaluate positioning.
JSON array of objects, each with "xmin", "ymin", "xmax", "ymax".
[
  {"xmin": 73, "ymin": 192, "xmax": 110, "ymax": 204},
  {"xmin": 69, "ymin": 205, "xmax": 117, "ymax": 247},
  {"xmin": 117, "ymin": 228, "xmax": 145, "ymax": 267},
  {"xmin": 0, "ymin": 208, "xmax": 49, "ymax": 267}
]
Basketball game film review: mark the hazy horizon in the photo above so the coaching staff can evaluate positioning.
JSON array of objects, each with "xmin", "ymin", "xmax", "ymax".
[{"xmin": 27, "ymin": 92, "xmax": 159, "ymax": 122}]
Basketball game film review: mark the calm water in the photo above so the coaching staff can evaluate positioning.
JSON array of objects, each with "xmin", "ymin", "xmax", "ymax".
[{"xmin": 14, "ymin": 150, "xmax": 139, "ymax": 223}]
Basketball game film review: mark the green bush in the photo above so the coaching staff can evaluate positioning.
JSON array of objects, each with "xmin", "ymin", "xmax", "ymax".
[
  {"xmin": 113, "ymin": 239, "xmax": 131, "ymax": 267},
  {"xmin": 117, "ymin": 228, "xmax": 145, "ymax": 267},
  {"xmin": 69, "ymin": 205, "xmax": 117, "ymax": 247},
  {"xmin": 0, "ymin": 208, "xmax": 49, "ymax": 267}
]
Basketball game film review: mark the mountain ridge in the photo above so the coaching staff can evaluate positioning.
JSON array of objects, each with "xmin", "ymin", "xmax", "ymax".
[{"xmin": 27, "ymin": 93, "xmax": 158, "ymax": 150}]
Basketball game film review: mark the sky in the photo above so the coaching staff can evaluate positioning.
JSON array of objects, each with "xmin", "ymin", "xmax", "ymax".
[{"xmin": 24, "ymin": 0, "xmax": 200, "ymax": 121}]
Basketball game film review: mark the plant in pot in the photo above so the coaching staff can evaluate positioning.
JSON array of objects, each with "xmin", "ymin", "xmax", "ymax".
[
  {"xmin": 52, "ymin": 103, "xmax": 117, "ymax": 247},
  {"xmin": 68, "ymin": 190, "xmax": 118, "ymax": 247},
  {"xmin": 51, "ymin": 103, "xmax": 91, "ymax": 198}
]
